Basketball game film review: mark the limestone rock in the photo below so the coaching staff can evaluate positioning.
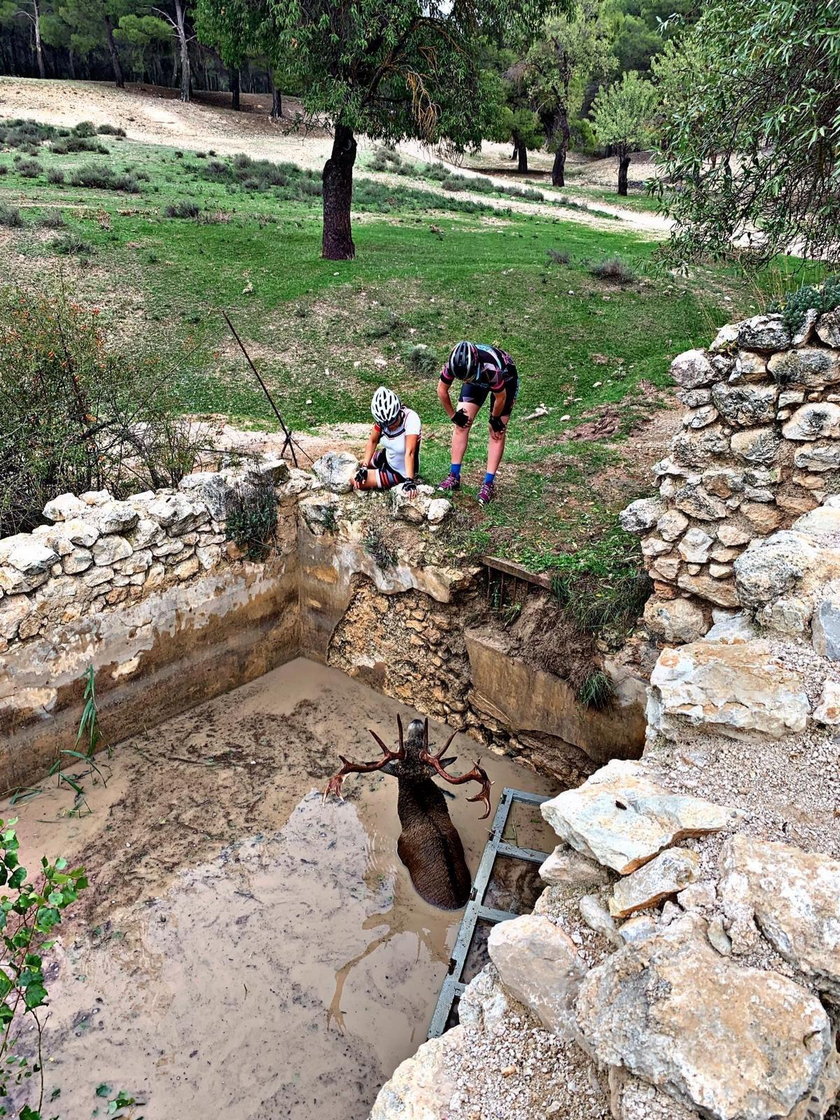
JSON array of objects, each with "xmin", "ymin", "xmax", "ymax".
[
  {"xmin": 541, "ymin": 760, "xmax": 741, "ymax": 875},
  {"xmin": 539, "ymin": 846, "xmax": 610, "ymax": 888},
  {"xmin": 716, "ymin": 522, "xmax": 753, "ymax": 547},
  {"xmin": 683, "ymin": 405, "xmax": 719, "ymax": 429},
  {"xmin": 299, "ymin": 494, "xmax": 341, "ymax": 535},
  {"xmin": 620, "ymin": 497, "xmax": 665, "ymax": 534},
  {"xmin": 0, "ymin": 596, "xmax": 33, "ymax": 641},
  {"xmin": 641, "ymin": 535, "xmax": 670, "ymax": 558},
  {"xmin": 670, "ymin": 349, "xmax": 715, "ymax": 389},
  {"xmin": 43, "ymin": 493, "xmax": 88, "ymax": 522},
  {"xmin": 92, "ymin": 534, "xmax": 133, "ymax": 566},
  {"xmin": 487, "ymin": 914, "xmax": 586, "ymax": 1038},
  {"xmin": 609, "ymin": 848, "xmax": 700, "ymax": 918},
  {"xmin": 737, "ymin": 313, "xmax": 791, "ymax": 352},
  {"xmin": 643, "ymin": 596, "xmax": 707, "ymax": 644},
  {"xmin": 676, "ymin": 572, "xmax": 739, "ymax": 608},
  {"xmin": 711, "ymin": 383, "xmax": 777, "ymax": 427},
  {"xmin": 142, "ymin": 493, "xmax": 208, "ymax": 534},
  {"xmin": 390, "ymin": 485, "xmax": 427, "ymax": 525},
  {"xmin": 678, "ymin": 527, "xmax": 714, "ymax": 563},
  {"xmin": 734, "ymin": 531, "xmax": 825, "ymax": 610},
  {"xmin": 677, "ymin": 388, "xmax": 712, "ymax": 407},
  {"xmin": 769, "ymin": 346, "xmax": 840, "ymax": 391},
  {"xmin": 720, "ymin": 834, "xmax": 840, "ymax": 996},
  {"xmin": 369, "ymin": 1029, "xmax": 463, "ymax": 1120},
  {"xmin": 579, "ymin": 893, "xmax": 620, "ymax": 944},
  {"xmin": 702, "ymin": 468, "xmax": 745, "ymax": 499},
  {"xmin": 312, "ymin": 451, "xmax": 358, "ymax": 494},
  {"xmin": 710, "ymin": 323, "xmax": 739, "ymax": 352},
  {"xmin": 0, "ymin": 535, "xmax": 59, "ymax": 594},
  {"xmin": 740, "ymin": 502, "xmax": 782, "ymax": 534},
  {"xmin": 730, "ymin": 428, "xmax": 781, "ymax": 465},
  {"xmin": 657, "ymin": 509, "xmax": 689, "ymax": 542},
  {"xmin": 178, "ymin": 471, "xmax": 233, "ymax": 520},
  {"xmin": 426, "ymin": 498, "xmax": 452, "ymax": 525},
  {"xmin": 576, "ymin": 930, "xmax": 830, "ymax": 1120},
  {"xmin": 672, "ymin": 425, "xmax": 731, "ymax": 466},
  {"xmin": 783, "ymin": 403, "xmax": 840, "ymax": 441},
  {"xmin": 648, "ymin": 639, "xmax": 809, "ymax": 739},
  {"xmin": 92, "ymin": 500, "xmax": 140, "ymax": 535},
  {"xmin": 674, "ymin": 484, "xmax": 727, "ymax": 522},
  {"xmin": 812, "ymin": 581, "xmax": 840, "ymax": 660},
  {"xmin": 793, "ymin": 441, "xmax": 840, "ymax": 472},
  {"xmin": 704, "ymin": 611, "xmax": 757, "ymax": 644},
  {"xmin": 816, "ymin": 308, "xmax": 840, "ymax": 347},
  {"xmin": 62, "ymin": 548, "xmax": 93, "ymax": 575},
  {"xmin": 812, "ymin": 679, "xmax": 840, "ymax": 725}
]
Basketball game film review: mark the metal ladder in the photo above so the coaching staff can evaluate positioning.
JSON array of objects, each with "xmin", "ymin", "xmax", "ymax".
[{"xmin": 427, "ymin": 787, "xmax": 551, "ymax": 1038}]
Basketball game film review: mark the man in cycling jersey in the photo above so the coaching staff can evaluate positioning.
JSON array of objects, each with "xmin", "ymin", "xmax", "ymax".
[
  {"xmin": 436, "ymin": 341, "xmax": 518, "ymax": 505},
  {"xmin": 353, "ymin": 386, "xmax": 421, "ymax": 494}
]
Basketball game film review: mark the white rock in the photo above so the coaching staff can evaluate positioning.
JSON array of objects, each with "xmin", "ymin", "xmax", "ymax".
[
  {"xmin": 80, "ymin": 489, "xmax": 112, "ymax": 506},
  {"xmin": 92, "ymin": 535, "xmax": 133, "ymax": 566},
  {"xmin": 609, "ymin": 848, "xmax": 700, "ymax": 917},
  {"xmin": 736, "ymin": 313, "xmax": 790, "ymax": 351},
  {"xmin": 704, "ymin": 611, "xmax": 757, "ymax": 644},
  {"xmin": 425, "ymin": 498, "xmax": 451, "ymax": 525},
  {"xmin": 678, "ymin": 527, "xmax": 714, "ymax": 564},
  {"xmin": 648, "ymin": 639, "xmax": 810, "ymax": 739},
  {"xmin": 311, "ymin": 451, "xmax": 358, "ymax": 494},
  {"xmin": 0, "ymin": 595, "xmax": 33, "ymax": 640},
  {"xmin": 178, "ymin": 471, "xmax": 232, "ymax": 520},
  {"xmin": 538, "ymin": 846, "xmax": 610, "ymax": 888},
  {"xmin": 62, "ymin": 548, "xmax": 93, "ymax": 575},
  {"xmin": 812, "ymin": 679, "xmax": 840, "ymax": 725},
  {"xmin": 793, "ymin": 441, "xmax": 840, "ymax": 472},
  {"xmin": 541, "ymin": 760, "xmax": 741, "ymax": 875},
  {"xmin": 730, "ymin": 427, "xmax": 782, "ymax": 465},
  {"xmin": 579, "ymin": 893, "xmax": 620, "ymax": 944},
  {"xmin": 768, "ymin": 347, "xmax": 840, "ymax": 388},
  {"xmin": 669, "ymin": 350, "xmax": 714, "ymax": 389},
  {"xmin": 43, "ymin": 493, "xmax": 88, "ymax": 522},
  {"xmin": 93, "ymin": 501, "xmax": 140, "ymax": 535},
  {"xmin": 709, "ymin": 323, "xmax": 739, "ymax": 352},
  {"xmin": 620, "ymin": 497, "xmax": 665, "ymax": 533},
  {"xmin": 0, "ymin": 535, "xmax": 59, "ymax": 594},
  {"xmin": 488, "ymin": 914, "xmax": 586, "ymax": 1038},
  {"xmin": 656, "ymin": 510, "xmax": 689, "ymax": 542},
  {"xmin": 143, "ymin": 494, "xmax": 208, "ymax": 534},
  {"xmin": 783, "ymin": 403, "xmax": 840, "ymax": 441},
  {"xmin": 643, "ymin": 596, "xmax": 707, "ymax": 644}
]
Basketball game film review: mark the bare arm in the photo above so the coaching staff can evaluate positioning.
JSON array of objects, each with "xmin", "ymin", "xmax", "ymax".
[
  {"xmin": 404, "ymin": 434, "xmax": 419, "ymax": 479},
  {"xmin": 437, "ymin": 379, "xmax": 455, "ymax": 419},
  {"xmin": 360, "ymin": 425, "xmax": 380, "ymax": 467}
]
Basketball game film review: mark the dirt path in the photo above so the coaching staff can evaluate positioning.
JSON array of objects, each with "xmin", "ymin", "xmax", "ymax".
[
  {"xmin": 0, "ymin": 78, "xmax": 668, "ymax": 237},
  {"xmin": 7, "ymin": 659, "xmax": 557, "ymax": 1120}
]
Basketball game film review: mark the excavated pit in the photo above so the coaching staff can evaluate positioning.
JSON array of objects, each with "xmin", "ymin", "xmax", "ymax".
[{"xmin": 7, "ymin": 659, "xmax": 556, "ymax": 1120}]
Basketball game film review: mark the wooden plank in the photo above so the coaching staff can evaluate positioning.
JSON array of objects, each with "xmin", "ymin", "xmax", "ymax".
[{"xmin": 481, "ymin": 555, "xmax": 553, "ymax": 591}]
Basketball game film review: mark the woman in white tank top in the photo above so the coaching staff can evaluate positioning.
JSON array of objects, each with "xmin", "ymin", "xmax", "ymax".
[{"xmin": 354, "ymin": 387, "xmax": 422, "ymax": 493}]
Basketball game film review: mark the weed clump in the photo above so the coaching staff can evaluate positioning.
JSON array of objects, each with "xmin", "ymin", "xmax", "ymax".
[
  {"xmin": 546, "ymin": 248, "xmax": 571, "ymax": 265},
  {"xmin": 16, "ymin": 157, "xmax": 42, "ymax": 178},
  {"xmin": 47, "ymin": 167, "xmax": 65, "ymax": 185},
  {"xmin": 364, "ymin": 524, "xmax": 397, "ymax": 569},
  {"xmin": 97, "ymin": 123, "xmax": 126, "ymax": 137},
  {"xmin": 404, "ymin": 343, "xmax": 438, "ymax": 377},
  {"xmin": 0, "ymin": 203, "xmax": 25, "ymax": 228},
  {"xmin": 164, "ymin": 199, "xmax": 201, "ymax": 219},
  {"xmin": 52, "ymin": 136, "xmax": 108, "ymax": 155},
  {"xmin": 52, "ymin": 231, "xmax": 93, "ymax": 256},
  {"xmin": 577, "ymin": 670, "xmax": 616, "ymax": 710},
  {"xmin": 226, "ymin": 478, "xmax": 278, "ymax": 561},
  {"xmin": 68, "ymin": 164, "xmax": 141, "ymax": 192},
  {"xmin": 550, "ymin": 529, "xmax": 650, "ymax": 644},
  {"xmin": 39, "ymin": 209, "xmax": 66, "ymax": 228},
  {"xmin": 589, "ymin": 258, "xmax": 637, "ymax": 284}
]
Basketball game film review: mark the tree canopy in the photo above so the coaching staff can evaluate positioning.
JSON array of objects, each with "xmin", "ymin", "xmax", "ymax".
[
  {"xmin": 591, "ymin": 69, "xmax": 658, "ymax": 194},
  {"xmin": 653, "ymin": 0, "xmax": 840, "ymax": 267}
]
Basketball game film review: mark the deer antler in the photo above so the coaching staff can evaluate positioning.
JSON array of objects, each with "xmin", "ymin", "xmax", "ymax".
[
  {"xmin": 420, "ymin": 722, "xmax": 494, "ymax": 820},
  {"xmin": 323, "ymin": 718, "xmax": 406, "ymax": 803}
]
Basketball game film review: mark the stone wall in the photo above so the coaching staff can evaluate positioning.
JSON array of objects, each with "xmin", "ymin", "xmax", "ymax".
[{"xmin": 621, "ymin": 310, "xmax": 840, "ymax": 643}]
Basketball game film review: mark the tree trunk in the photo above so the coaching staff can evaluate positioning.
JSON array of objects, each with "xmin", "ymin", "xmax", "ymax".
[
  {"xmin": 517, "ymin": 140, "xmax": 528, "ymax": 174},
  {"xmin": 32, "ymin": 0, "xmax": 45, "ymax": 79},
  {"xmin": 269, "ymin": 73, "xmax": 282, "ymax": 119},
  {"xmin": 618, "ymin": 153, "xmax": 631, "ymax": 196},
  {"xmin": 174, "ymin": 0, "xmax": 190, "ymax": 102},
  {"xmin": 68, "ymin": 47, "xmax": 76, "ymax": 80},
  {"xmin": 322, "ymin": 123, "xmax": 356, "ymax": 260},
  {"xmin": 230, "ymin": 66, "xmax": 240, "ymax": 110},
  {"xmin": 104, "ymin": 15, "xmax": 125, "ymax": 88},
  {"xmin": 551, "ymin": 107, "xmax": 570, "ymax": 187}
]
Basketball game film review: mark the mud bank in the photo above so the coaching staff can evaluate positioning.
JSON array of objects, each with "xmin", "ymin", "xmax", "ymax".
[{"xmin": 8, "ymin": 659, "xmax": 556, "ymax": 1120}]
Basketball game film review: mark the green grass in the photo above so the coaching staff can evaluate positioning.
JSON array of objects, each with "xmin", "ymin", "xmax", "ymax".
[{"xmin": 0, "ymin": 124, "xmax": 823, "ymax": 575}]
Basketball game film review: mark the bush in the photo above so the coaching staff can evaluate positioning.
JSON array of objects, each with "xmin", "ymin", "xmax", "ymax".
[
  {"xmin": 52, "ymin": 231, "xmax": 93, "ymax": 255},
  {"xmin": 72, "ymin": 120, "xmax": 97, "ymax": 138},
  {"xmin": 97, "ymin": 123, "xmax": 126, "ymax": 137},
  {"xmin": 0, "ymin": 118, "xmax": 57, "ymax": 148},
  {"xmin": 546, "ymin": 248, "xmax": 571, "ymax": 265},
  {"xmin": 0, "ymin": 204, "xmax": 25, "ymax": 228},
  {"xmin": 68, "ymin": 164, "xmax": 141, "ymax": 192},
  {"xmin": 225, "ymin": 477, "xmax": 277, "ymax": 560},
  {"xmin": 39, "ymin": 209, "xmax": 66, "ymax": 228},
  {"xmin": 589, "ymin": 257, "xmax": 638, "ymax": 284},
  {"xmin": 771, "ymin": 275, "xmax": 840, "ymax": 334},
  {"xmin": 52, "ymin": 135, "xmax": 108, "ymax": 155},
  {"xmin": 16, "ymin": 157, "xmax": 42, "ymax": 178},
  {"xmin": 47, "ymin": 167, "xmax": 65, "ymax": 184},
  {"xmin": 163, "ymin": 199, "xmax": 201, "ymax": 219},
  {"xmin": 404, "ymin": 343, "xmax": 439, "ymax": 377},
  {"xmin": 0, "ymin": 286, "xmax": 212, "ymax": 536}
]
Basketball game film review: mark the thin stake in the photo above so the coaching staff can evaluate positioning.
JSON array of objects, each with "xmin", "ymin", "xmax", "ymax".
[{"xmin": 221, "ymin": 311, "xmax": 312, "ymax": 467}]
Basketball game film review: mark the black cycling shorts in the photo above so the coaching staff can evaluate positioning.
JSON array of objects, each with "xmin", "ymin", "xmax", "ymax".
[{"xmin": 459, "ymin": 370, "xmax": 519, "ymax": 417}]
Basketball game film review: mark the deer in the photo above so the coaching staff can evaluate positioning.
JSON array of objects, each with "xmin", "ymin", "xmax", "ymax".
[{"xmin": 323, "ymin": 715, "xmax": 493, "ymax": 911}]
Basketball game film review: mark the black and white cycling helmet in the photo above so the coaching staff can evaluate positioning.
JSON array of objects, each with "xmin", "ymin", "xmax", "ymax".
[
  {"xmin": 449, "ymin": 340, "xmax": 479, "ymax": 382},
  {"xmin": 371, "ymin": 385, "xmax": 402, "ymax": 426}
]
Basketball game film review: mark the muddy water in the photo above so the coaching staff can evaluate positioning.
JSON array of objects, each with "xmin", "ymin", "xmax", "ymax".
[{"xmin": 7, "ymin": 659, "xmax": 557, "ymax": 1120}]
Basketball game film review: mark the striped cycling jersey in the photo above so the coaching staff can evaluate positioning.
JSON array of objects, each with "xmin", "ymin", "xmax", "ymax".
[
  {"xmin": 374, "ymin": 407, "xmax": 421, "ymax": 478},
  {"xmin": 439, "ymin": 343, "xmax": 516, "ymax": 392}
]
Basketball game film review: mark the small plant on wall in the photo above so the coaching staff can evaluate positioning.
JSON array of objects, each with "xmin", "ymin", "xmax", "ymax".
[{"xmin": 225, "ymin": 477, "xmax": 278, "ymax": 561}]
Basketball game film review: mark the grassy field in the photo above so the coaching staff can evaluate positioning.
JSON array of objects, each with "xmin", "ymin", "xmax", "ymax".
[{"xmin": 0, "ymin": 117, "xmax": 823, "ymax": 575}]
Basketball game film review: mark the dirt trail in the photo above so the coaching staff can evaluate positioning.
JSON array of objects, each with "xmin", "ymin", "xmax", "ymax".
[
  {"xmin": 0, "ymin": 78, "xmax": 668, "ymax": 236},
  {"xmin": 7, "ymin": 659, "xmax": 557, "ymax": 1120}
]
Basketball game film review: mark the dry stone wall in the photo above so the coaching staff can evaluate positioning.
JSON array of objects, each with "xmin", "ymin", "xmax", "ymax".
[{"xmin": 621, "ymin": 310, "xmax": 840, "ymax": 642}]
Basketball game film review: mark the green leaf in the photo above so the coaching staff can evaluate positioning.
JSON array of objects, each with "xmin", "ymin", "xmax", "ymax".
[
  {"xmin": 95, "ymin": 1084, "xmax": 111, "ymax": 1098},
  {"xmin": 7, "ymin": 867, "xmax": 26, "ymax": 891}
]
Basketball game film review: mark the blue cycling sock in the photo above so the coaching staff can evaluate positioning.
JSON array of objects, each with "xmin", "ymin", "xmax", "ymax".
[
  {"xmin": 484, "ymin": 472, "xmax": 495, "ymax": 485},
  {"xmin": 450, "ymin": 463, "xmax": 462, "ymax": 478}
]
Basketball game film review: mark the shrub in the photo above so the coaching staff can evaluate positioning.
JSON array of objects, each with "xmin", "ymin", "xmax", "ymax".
[
  {"xmin": 68, "ymin": 164, "xmax": 141, "ymax": 192},
  {"xmin": 52, "ymin": 231, "xmax": 93, "ymax": 255},
  {"xmin": 546, "ymin": 248, "xmax": 571, "ymax": 265},
  {"xmin": 39, "ymin": 209, "xmax": 66, "ymax": 228},
  {"xmin": 771, "ymin": 275, "xmax": 840, "ymax": 334},
  {"xmin": 72, "ymin": 120, "xmax": 97, "ymax": 138},
  {"xmin": 16, "ymin": 157, "xmax": 42, "ymax": 178},
  {"xmin": 164, "ymin": 199, "xmax": 201, "ymax": 219},
  {"xmin": 404, "ymin": 343, "xmax": 438, "ymax": 377},
  {"xmin": 0, "ymin": 286, "xmax": 213, "ymax": 536},
  {"xmin": 52, "ymin": 135, "xmax": 109, "ymax": 155},
  {"xmin": 97, "ymin": 123, "xmax": 126, "ymax": 136},
  {"xmin": 0, "ymin": 165, "xmax": 6, "ymax": 176},
  {"xmin": 0, "ymin": 118, "xmax": 57, "ymax": 148},
  {"xmin": 225, "ymin": 477, "xmax": 278, "ymax": 561},
  {"xmin": 47, "ymin": 167, "xmax": 65, "ymax": 184},
  {"xmin": 0, "ymin": 204, "xmax": 25, "ymax": 228},
  {"xmin": 589, "ymin": 257, "xmax": 638, "ymax": 284}
]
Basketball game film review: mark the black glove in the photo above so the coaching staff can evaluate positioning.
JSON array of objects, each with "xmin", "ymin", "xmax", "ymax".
[
  {"xmin": 354, "ymin": 466, "xmax": 368, "ymax": 484},
  {"xmin": 489, "ymin": 415, "xmax": 507, "ymax": 434},
  {"xmin": 402, "ymin": 478, "xmax": 417, "ymax": 494},
  {"xmin": 451, "ymin": 408, "xmax": 470, "ymax": 428}
]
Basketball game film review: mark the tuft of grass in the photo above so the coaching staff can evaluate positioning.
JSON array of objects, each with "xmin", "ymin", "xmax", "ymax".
[
  {"xmin": 550, "ymin": 530, "xmax": 650, "ymax": 642},
  {"xmin": 0, "ymin": 203, "xmax": 25, "ymax": 228},
  {"xmin": 589, "ymin": 257, "xmax": 638, "ymax": 284},
  {"xmin": 68, "ymin": 164, "xmax": 141, "ymax": 193},
  {"xmin": 363, "ymin": 524, "xmax": 398, "ymax": 569},
  {"xmin": 546, "ymin": 248, "xmax": 571, "ymax": 265},
  {"xmin": 225, "ymin": 478, "xmax": 277, "ymax": 560},
  {"xmin": 403, "ymin": 343, "xmax": 439, "ymax": 377},
  {"xmin": 39, "ymin": 209, "xmax": 66, "ymax": 228},
  {"xmin": 577, "ymin": 670, "xmax": 616, "ymax": 710},
  {"xmin": 16, "ymin": 157, "xmax": 42, "ymax": 179},
  {"xmin": 163, "ymin": 199, "xmax": 201, "ymax": 219},
  {"xmin": 52, "ymin": 231, "xmax": 94, "ymax": 256}
]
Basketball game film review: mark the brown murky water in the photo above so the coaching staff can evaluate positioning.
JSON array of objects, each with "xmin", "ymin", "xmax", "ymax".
[{"xmin": 6, "ymin": 660, "xmax": 557, "ymax": 1120}]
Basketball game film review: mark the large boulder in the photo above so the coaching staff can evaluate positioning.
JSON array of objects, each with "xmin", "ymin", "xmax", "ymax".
[
  {"xmin": 720, "ymin": 834, "xmax": 840, "ymax": 997},
  {"xmin": 541, "ymin": 760, "xmax": 741, "ymax": 875},
  {"xmin": 487, "ymin": 914, "xmax": 586, "ymax": 1038},
  {"xmin": 575, "ymin": 930, "xmax": 832, "ymax": 1120},
  {"xmin": 648, "ymin": 639, "xmax": 810, "ymax": 739}
]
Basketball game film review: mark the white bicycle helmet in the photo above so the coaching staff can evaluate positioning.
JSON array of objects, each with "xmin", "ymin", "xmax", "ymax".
[{"xmin": 371, "ymin": 386, "xmax": 402, "ymax": 426}]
